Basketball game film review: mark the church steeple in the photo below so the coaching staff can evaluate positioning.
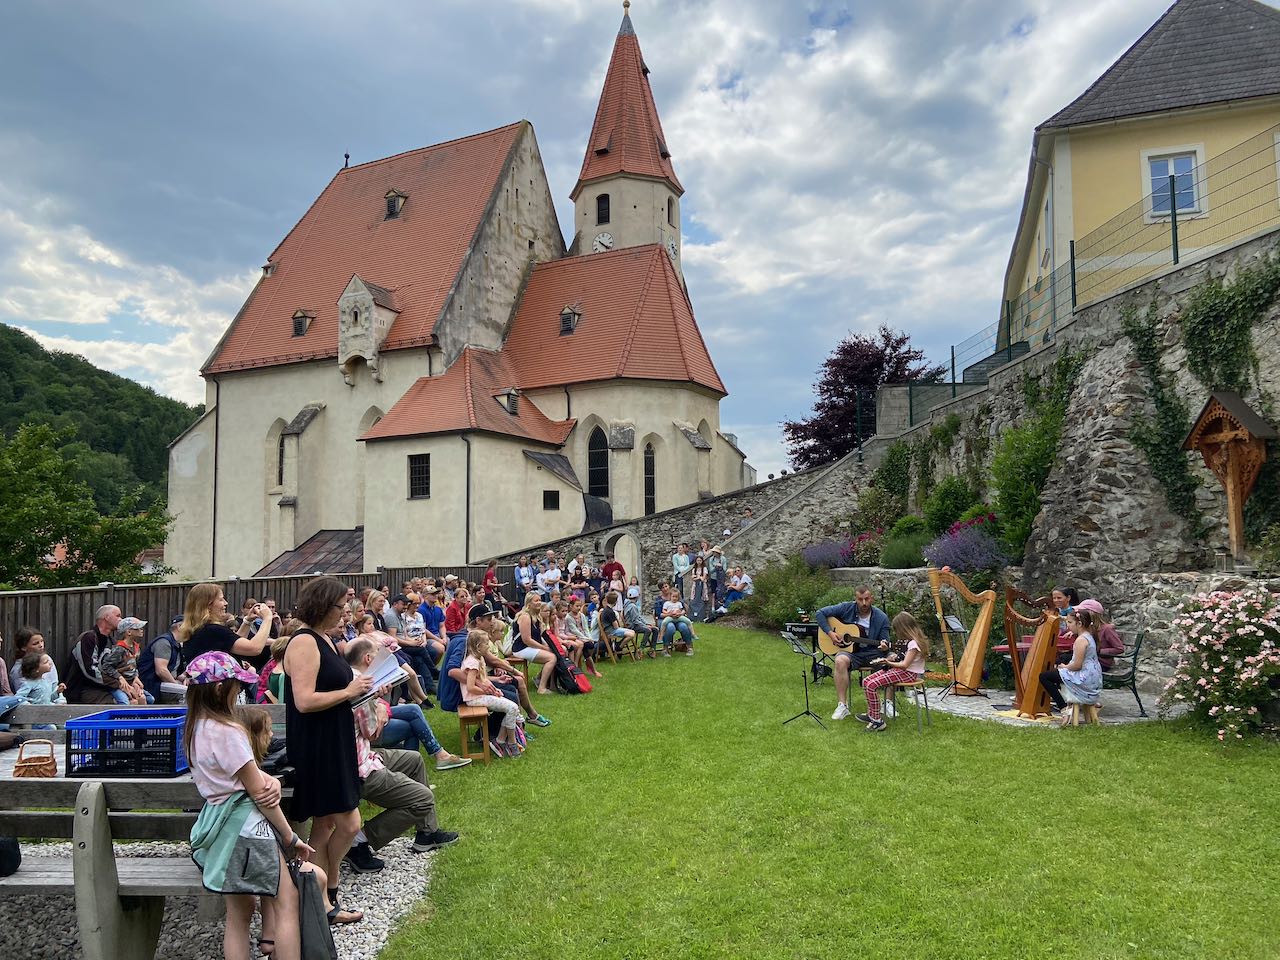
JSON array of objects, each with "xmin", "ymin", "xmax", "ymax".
[{"xmin": 572, "ymin": 2, "xmax": 684, "ymax": 275}]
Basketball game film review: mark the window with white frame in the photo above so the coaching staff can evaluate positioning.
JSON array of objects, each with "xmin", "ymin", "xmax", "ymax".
[{"xmin": 1148, "ymin": 151, "xmax": 1199, "ymax": 215}]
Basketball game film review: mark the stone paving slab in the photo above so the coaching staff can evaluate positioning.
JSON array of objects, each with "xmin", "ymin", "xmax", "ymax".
[{"xmin": 919, "ymin": 686, "xmax": 1157, "ymax": 727}]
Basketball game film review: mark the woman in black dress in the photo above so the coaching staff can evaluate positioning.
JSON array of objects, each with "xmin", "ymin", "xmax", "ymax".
[{"xmin": 283, "ymin": 576, "xmax": 371, "ymax": 923}]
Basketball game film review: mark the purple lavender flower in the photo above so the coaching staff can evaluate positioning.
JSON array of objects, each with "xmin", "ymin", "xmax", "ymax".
[{"xmin": 922, "ymin": 526, "xmax": 1008, "ymax": 573}]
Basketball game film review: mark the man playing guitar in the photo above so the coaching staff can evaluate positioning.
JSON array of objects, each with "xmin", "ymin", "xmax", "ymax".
[{"xmin": 816, "ymin": 587, "xmax": 891, "ymax": 721}]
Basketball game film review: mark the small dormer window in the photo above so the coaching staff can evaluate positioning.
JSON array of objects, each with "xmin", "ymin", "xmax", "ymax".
[
  {"xmin": 560, "ymin": 306, "xmax": 580, "ymax": 336},
  {"xmin": 292, "ymin": 310, "xmax": 314, "ymax": 337},
  {"xmin": 385, "ymin": 189, "xmax": 407, "ymax": 219},
  {"xmin": 262, "ymin": 262, "xmax": 277, "ymax": 278},
  {"xmin": 498, "ymin": 389, "xmax": 519, "ymax": 415}
]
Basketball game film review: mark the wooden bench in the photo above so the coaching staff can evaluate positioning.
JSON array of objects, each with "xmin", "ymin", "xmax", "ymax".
[
  {"xmin": 457, "ymin": 705, "xmax": 491, "ymax": 765},
  {"xmin": 0, "ymin": 777, "xmax": 212, "ymax": 960}
]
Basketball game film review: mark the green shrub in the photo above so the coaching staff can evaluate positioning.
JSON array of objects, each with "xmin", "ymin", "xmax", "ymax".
[
  {"xmin": 855, "ymin": 486, "xmax": 905, "ymax": 532},
  {"xmin": 888, "ymin": 515, "xmax": 927, "ymax": 539},
  {"xmin": 880, "ymin": 588, "xmax": 941, "ymax": 647},
  {"xmin": 957, "ymin": 503, "xmax": 994, "ymax": 525},
  {"xmin": 1255, "ymin": 522, "xmax": 1280, "ymax": 573},
  {"xmin": 871, "ymin": 441, "xmax": 911, "ymax": 492},
  {"xmin": 923, "ymin": 476, "xmax": 978, "ymax": 535},
  {"xmin": 740, "ymin": 556, "xmax": 833, "ymax": 629},
  {"xmin": 814, "ymin": 586, "xmax": 855, "ymax": 610},
  {"xmin": 991, "ymin": 412, "xmax": 1062, "ymax": 555},
  {"xmin": 879, "ymin": 531, "xmax": 932, "ymax": 569}
]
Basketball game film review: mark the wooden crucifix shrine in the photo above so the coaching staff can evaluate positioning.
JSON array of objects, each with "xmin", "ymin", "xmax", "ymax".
[{"xmin": 1182, "ymin": 392, "xmax": 1278, "ymax": 561}]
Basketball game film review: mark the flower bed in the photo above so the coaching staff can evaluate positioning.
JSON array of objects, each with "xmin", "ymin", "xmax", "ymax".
[{"xmin": 1162, "ymin": 588, "xmax": 1280, "ymax": 741}]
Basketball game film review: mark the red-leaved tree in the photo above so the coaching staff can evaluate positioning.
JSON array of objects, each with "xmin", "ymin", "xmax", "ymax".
[{"xmin": 783, "ymin": 324, "xmax": 944, "ymax": 469}]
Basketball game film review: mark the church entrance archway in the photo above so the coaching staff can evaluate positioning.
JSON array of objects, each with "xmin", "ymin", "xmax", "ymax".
[{"xmin": 602, "ymin": 528, "xmax": 641, "ymax": 587}]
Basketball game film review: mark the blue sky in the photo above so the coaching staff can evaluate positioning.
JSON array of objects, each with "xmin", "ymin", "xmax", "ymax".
[{"xmin": 0, "ymin": 0, "xmax": 1176, "ymax": 477}]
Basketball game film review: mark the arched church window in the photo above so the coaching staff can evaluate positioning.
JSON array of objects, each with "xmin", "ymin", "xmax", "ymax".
[
  {"xmin": 596, "ymin": 193, "xmax": 610, "ymax": 225},
  {"xmin": 644, "ymin": 443, "xmax": 656, "ymax": 515},
  {"xmin": 667, "ymin": 197, "xmax": 675, "ymax": 227},
  {"xmin": 588, "ymin": 427, "xmax": 609, "ymax": 498},
  {"xmin": 276, "ymin": 434, "xmax": 286, "ymax": 487}
]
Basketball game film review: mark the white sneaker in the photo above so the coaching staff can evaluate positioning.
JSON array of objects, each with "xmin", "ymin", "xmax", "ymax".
[{"xmin": 831, "ymin": 703, "xmax": 850, "ymax": 721}]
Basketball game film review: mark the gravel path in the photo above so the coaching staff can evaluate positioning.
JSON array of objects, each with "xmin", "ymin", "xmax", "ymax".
[{"xmin": 0, "ymin": 836, "xmax": 434, "ymax": 959}]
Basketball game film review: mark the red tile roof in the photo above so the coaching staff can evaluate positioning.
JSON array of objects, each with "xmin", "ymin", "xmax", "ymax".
[
  {"xmin": 205, "ymin": 123, "xmax": 524, "ymax": 375},
  {"xmin": 502, "ymin": 244, "xmax": 725, "ymax": 395},
  {"xmin": 360, "ymin": 348, "xmax": 576, "ymax": 445},
  {"xmin": 573, "ymin": 11, "xmax": 683, "ymax": 199}
]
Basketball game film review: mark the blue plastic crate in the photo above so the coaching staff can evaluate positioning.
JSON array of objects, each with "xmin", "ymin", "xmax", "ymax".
[{"xmin": 65, "ymin": 708, "xmax": 188, "ymax": 778}]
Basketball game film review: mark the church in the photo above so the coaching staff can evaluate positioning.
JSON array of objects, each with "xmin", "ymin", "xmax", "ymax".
[{"xmin": 165, "ymin": 4, "xmax": 755, "ymax": 579}]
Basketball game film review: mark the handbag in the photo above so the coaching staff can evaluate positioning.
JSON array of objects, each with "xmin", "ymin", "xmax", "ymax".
[
  {"xmin": 12, "ymin": 739, "xmax": 56, "ymax": 778},
  {"xmin": 288, "ymin": 858, "xmax": 338, "ymax": 960}
]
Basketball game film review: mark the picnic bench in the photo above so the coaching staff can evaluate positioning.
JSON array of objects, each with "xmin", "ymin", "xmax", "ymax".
[{"xmin": 0, "ymin": 702, "xmax": 289, "ymax": 960}]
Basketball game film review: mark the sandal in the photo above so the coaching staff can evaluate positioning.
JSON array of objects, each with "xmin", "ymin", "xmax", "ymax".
[{"xmin": 327, "ymin": 906, "xmax": 364, "ymax": 926}]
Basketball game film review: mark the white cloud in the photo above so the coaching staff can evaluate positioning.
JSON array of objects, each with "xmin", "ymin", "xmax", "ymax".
[{"xmin": 0, "ymin": 203, "xmax": 255, "ymax": 404}]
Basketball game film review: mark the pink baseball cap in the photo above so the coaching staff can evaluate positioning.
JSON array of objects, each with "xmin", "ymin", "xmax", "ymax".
[{"xmin": 1075, "ymin": 598, "xmax": 1104, "ymax": 615}]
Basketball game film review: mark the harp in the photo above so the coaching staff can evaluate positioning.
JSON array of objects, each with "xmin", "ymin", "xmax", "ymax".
[
  {"xmin": 1003, "ymin": 587, "xmax": 1060, "ymax": 717},
  {"xmin": 928, "ymin": 568, "xmax": 997, "ymax": 698}
]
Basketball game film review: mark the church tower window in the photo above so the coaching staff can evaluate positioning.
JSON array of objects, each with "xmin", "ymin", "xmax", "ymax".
[
  {"xmin": 596, "ymin": 194, "xmax": 610, "ymax": 225},
  {"xmin": 667, "ymin": 197, "xmax": 676, "ymax": 227},
  {"xmin": 644, "ymin": 443, "xmax": 656, "ymax": 515},
  {"xmin": 276, "ymin": 434, "xmax": 286, "ymax": 486},
  {"xmin": 587, "ymin": 427, "xmax": 610, "ymax": 498}
]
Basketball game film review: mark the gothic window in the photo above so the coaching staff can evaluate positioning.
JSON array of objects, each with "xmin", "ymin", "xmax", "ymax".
[
  {"xmin": 596, "ymin": 193, "xmax": 610, "ymax": 225},
  {"xmin": 276, "ymin": 434, "xmax": 286, "ymax": 486},
  {"xmin": 587, "ymin": 427, "xmax": 609, "ymax": 498},
  {"xmin": 644, "ymin": 443, "xmax": 656, "ymax": 515}
]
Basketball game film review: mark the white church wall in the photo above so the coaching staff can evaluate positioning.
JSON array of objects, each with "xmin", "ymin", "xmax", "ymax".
[
  {"xmin": 166, "ymin": 410, "xmax": 217, "ymax": 578},
  {"xmin": 434, "ymin": 123, "xmax": 565, "ymax": 367},
  {"xmin": 363, "ymin": 435, "xmax": 468, "ymax": 568},
  {"xmin": 468, "ymin": 435, "xmax": 585, "ymax": 562},
  {"xmin": 200, "ymin": 350, "xmax": 427, "ymax": 577}
]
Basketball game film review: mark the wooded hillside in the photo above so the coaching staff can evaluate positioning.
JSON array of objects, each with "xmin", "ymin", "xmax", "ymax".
[{"xmin": 0, "ymin": 325, "xmax": 201, "ymax": 510}]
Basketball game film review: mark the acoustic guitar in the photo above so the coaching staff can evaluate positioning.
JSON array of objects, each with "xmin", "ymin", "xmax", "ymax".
[{"xmin": 817, "ymin": 617, "xmax": 882, "ymax": 659}]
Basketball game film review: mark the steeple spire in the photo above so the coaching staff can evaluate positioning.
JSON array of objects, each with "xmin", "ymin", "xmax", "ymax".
[{"xmin": 571, "ymin": 3, "xmax": 683, "ymax": 200}]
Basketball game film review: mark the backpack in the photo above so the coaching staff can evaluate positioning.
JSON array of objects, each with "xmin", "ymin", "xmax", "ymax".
[{"xmin": 546, "ymin": 633, "xmax": 591, "ymax": 695}]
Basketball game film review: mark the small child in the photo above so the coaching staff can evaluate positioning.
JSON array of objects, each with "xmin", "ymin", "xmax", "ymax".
[
  {"xmin": 461, "ymin": 629, "xmax": 524, "ymax": 757},
  {"xmin": 659, "ymin": 587, "xmax": 697, "ymax": 656},
  {"xmin": 100, "ymin": 618, "xmax": 152, "ymax": 704},
  {"xmin": 16, "ymin": 652, "xmax": 65, "ymax": 705}
]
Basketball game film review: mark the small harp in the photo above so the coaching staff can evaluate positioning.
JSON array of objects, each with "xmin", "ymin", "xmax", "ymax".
[
  {"xmin": 1003, "ymin": 586, "xmax": 1060, "ymax": 718},
  {"xmin": 928, "ymin": 568, "xmax": 997, "ymax": 697}
]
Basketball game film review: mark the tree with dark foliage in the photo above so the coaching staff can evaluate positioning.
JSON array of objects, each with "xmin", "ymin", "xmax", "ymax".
[{"xmin": 783, "ymin": 325, "xmax": 944, "ymax": 469}]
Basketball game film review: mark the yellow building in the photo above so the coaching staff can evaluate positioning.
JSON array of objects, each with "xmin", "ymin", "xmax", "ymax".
[{"xmin": 1000, "ymin": 0, "xmax": 1280, "ymax": 351}]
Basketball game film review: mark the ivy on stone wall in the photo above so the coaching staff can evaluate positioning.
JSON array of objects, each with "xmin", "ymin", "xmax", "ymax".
[
  {"xmin": 1177, "ymin": 252, "xmax": 1280, "ymax": 393},
  {"xmin": 1122, "ymin": 302, "xmax": 1207, "ymax": 537},
  {"xmin": 870, "ymin": 440, "xmax": 911, "ymax": 494},
  {"xmin": 990, "ymin": 349, "xmax": 1087, "ymax": 556},
  {"xmin": 911, "ymin": 436, "xmax": 935, "ymax": 508},
  {"xmin": 963, "ymin": 404, "xmax": 993, "ymax": 494}
]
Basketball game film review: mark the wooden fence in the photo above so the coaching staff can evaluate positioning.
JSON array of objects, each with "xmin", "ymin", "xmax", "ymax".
[{"xmin": 0, "ymin": 565, "xmax": 515, "ymax": 674}]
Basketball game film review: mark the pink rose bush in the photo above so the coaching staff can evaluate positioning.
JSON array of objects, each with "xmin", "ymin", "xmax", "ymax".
[{"xmin": 1161, "ymin": 588, "xmax": 1280, "ymax": 741}]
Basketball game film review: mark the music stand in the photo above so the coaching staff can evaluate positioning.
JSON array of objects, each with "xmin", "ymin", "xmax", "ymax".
[
  {"xmin": 936, "ymin": 614, "xmax": 989, "ymax": 700},
  {"xmin": 782, "ymin": 633, "xmax": 827, "ymax": 729}
]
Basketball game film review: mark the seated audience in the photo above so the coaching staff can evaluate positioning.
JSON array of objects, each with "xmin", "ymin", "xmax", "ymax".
[
  {"xmin": 563, "ymin": 596, "xmax": 603, "ymax": 677},
  {"xmin": 659, "ymin": 588, "xmax": 695, "ymax": 656},
  {"xmin": 100, "ymin": 617, "xmax": 152, "ymax": 704},
  {"xmin": 623, "ymin": 589, "xmax": 659, "ymax": 656},
  {"xmin": 179, "ymin": 586, "xmax": 274, "ymax": 662},
  {"xmin": 512, "ymin": 593, "xmax": 557, "ymax": 695},
  {"xmin": 138, "ymin": 616, "xmax": 185, "ymax": 702},
  {"xmin": 66, "ymin": 604, "xmax": 123, "ymax": 704},
  {"xmin": 15, "ymin": 650, "xmax": 65, "ymax": 706},
  {"xmin": 856, "ymin": 612, "xmax": 930, "ymax": 732},
  {"xmin": 9, "ymin": 626, "xmax": 56, "ymax": 698},
  {"xmin": 461, "ymin": 629, "xmax": 525, "ymax": 757},
  {"xmin": 597, "ymin": 590, "xmax": 636, "ymax": 659}
]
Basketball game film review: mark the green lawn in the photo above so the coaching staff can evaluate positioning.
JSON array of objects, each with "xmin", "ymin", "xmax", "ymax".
[{"xmin": 381, "ymin": 624, "xmax": 1280, "ymax": 960}]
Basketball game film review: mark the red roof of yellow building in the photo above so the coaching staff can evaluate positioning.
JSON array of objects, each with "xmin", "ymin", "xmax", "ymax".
[
  {"xmin": 572, "ymin": 9, "xmax": 683, "ymax": 199},
  {"xmin": 204, "ymin": 123, "xmax": 524, "ymax": 375},
  {"xmin": 503, "ymin": 244, "xmax": 725, "ymax": 395},
  {"xmin": 361, "ymin": 347, "xmax": 576, "ymax": 445}
]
